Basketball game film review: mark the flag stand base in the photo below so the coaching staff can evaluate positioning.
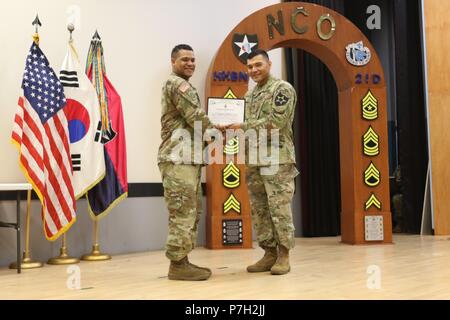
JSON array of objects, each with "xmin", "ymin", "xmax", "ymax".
[
  {"xmin": 10, "ymin": 255, "xmax": 43, "ymax": 270},
  {"xmin": 81, "ymin": 244, "xmax": 111, "ymax": 261},
  {"xmin": 81, "ymin": 220, "xmax": 111, "ymax": 261},
  {"xmin": 47, "ymin": 254, "xmax": 80, "ymax": 265},
  {"xmin": 47, "ymin": 234, "xmax": 80, "ymax": 265}
]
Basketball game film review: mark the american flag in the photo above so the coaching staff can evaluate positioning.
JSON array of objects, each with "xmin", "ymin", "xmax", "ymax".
[{"xmin": 11, "ymin": 42, "xmax": 76, "ymax": 241}]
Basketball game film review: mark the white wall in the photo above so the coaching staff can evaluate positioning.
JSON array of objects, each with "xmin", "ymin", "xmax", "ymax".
[{"xmin": 0, "ymin": 0, "xmax": 282, "ymax": 183}]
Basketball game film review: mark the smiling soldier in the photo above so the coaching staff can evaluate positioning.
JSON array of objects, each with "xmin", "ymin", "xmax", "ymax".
[{"xmin": 158, "ymin": 44, "xmax": 215, "ymax": 281}]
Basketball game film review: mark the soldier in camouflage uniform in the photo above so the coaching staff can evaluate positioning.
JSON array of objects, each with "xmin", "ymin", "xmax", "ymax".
[
  {"xmin": 158, "ymin": 44, "xmax": 217, "ymax": 281},
  {"xmin": 229, "ymin": 49, "xmax": 298, "ymax": 275}
]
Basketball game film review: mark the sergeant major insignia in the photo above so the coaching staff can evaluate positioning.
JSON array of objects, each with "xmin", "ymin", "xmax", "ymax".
[
  {"xmin": 232, "ymin": 33, "xmax": 258, "ymax": 64},
  {"xmin": 275, "ymin": 92, "xmax": 289, "ymax": 106}
]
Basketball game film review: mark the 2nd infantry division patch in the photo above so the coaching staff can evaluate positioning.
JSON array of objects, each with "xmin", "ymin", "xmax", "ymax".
[{"xmin": 275, "ymin": 92, "xmax": 289, "ymax": 106}]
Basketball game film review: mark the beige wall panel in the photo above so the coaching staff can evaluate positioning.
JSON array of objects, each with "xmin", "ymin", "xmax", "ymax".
[{"xmin": 424, "ymin": 0, "xmax": 450, "ymax": 234}]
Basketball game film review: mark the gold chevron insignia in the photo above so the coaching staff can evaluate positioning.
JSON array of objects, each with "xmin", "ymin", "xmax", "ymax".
[
  {"xmin": 223, "ymin": 193, "xmax": 241, "ymax": 214},
  {"xmin": 224, "ymin": 137, "xmax": 240, "ymax": 155},
  {"xmin": 362, "ymin": 90, "xmax": 378, "ymax": 120},
  {"xmin": 363, "ymin": 126, "xmax": 379, "ymax": 157},
  {"xmin": 223, "ymin": 161, "xmax": 240, "ymax": 188},
  {"xmin": 223, "ymin": 88, "xmax": 237, "ymax": 99},
  {"xmin": 364, "ymin": 162, "xmax": 380, "ymax": 187},
  {"xmin": 365, "ymin": 193, "xmax": 382, "ymax": 210}
]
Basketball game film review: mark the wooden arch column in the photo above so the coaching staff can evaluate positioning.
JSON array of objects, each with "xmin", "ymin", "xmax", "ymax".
[{"xmin": 205, "ymin": 2, "xmax": 392, "ymax": 248}]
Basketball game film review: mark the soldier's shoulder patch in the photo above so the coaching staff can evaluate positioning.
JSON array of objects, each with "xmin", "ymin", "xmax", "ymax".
[
  {"xmin": 178, "ymin": 81, "xmax": 190, "ymax": 94},
  {"xmin": 274, "ymin": 91, "xmax": 290, "ymax": 107}
]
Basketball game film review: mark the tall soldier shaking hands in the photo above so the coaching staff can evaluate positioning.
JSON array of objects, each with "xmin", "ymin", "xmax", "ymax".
[{"xmin": 158, "ymin": 44, "xmax": 221, "ymax": 281}]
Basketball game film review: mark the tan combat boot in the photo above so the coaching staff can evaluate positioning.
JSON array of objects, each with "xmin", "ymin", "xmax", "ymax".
[
  {"xmin": 168, "ymin": 257, "xmax": 211, "ymax": 281},
  {"xmin": 270, "ymin": 245, "xmax": 290, "ymax": 275},
  {"xmin": 186, "ymin": 256, "xmax": 212, "ymax": 273},
  {"xmin": 247, "ymin": 246, "xmax": 278, "ymax": 272}
]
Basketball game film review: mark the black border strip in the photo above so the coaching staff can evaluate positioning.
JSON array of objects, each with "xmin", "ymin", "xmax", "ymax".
[{"xmin": 0, "ymin": 183, "xmax": 207, "ymax": 201}]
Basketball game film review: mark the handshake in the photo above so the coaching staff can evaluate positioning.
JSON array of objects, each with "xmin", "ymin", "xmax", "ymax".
[{"xmin": 213, "ymin": 123, "xmax": 242, "ymax": 132}]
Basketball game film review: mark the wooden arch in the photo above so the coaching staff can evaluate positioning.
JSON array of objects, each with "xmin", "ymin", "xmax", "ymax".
[{"xmin": 205, "ymin": 2, "xmax": 391, "ymax": 248}]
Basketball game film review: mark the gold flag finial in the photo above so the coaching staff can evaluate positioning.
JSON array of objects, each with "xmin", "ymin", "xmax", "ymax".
[{"xmin": 32, "ymin": 14, "xmax": 42, "ymax": 44}]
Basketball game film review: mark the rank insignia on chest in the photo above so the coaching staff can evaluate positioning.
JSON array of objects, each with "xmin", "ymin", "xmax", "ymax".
[{"xmin": 275, "ymin": 92, "xmax": 289, "ymax": 106}]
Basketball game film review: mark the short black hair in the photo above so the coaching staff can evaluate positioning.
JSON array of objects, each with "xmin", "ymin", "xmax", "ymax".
[
  {"xmin": 171, "ymin": 44, "xmax": 193, "ymax": 58},
  {"xmin": 247, "ymin": 49, "xmax": 269, "ymax": 61}
]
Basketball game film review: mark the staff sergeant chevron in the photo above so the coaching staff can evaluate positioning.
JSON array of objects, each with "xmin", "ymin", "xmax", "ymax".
[
  {"xmin": 364, "ymin": 162, "xmax": 380, "ymax": 187},
  {"xmin": 223, "ymin": 193, "xmax": 241, "ymax": 214}
]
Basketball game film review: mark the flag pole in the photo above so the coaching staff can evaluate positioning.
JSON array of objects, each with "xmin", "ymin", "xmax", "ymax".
[
  {"xmin": 9, "ymin": 189, "xmax": 43, "ymax": 270},
  {"xmin": 81, "ymin": 219, "xmax": 111, "ymax": 261},
  {"xmin": 10, "ymin": 15, "xmax": 44, "ymax": 270},
  {"xmin": 47, "ymin": 23, "xmax": 82, "ymax": 266},
  {"xmin": 81, "ymin": 29, "xmax": 111, "ymax": 262}
]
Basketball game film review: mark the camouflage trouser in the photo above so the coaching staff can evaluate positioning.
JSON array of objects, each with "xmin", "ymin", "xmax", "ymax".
[
  {"xmin": 158, "ymin": 162, "xmax": 202, "ymax": 261},
  {"xmin": 246, "ymin": 164, "xmax": 298, "ymax": 249}
]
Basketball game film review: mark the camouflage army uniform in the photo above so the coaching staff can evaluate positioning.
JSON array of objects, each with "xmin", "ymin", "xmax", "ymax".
[
  {"xmin": 158, "ymin": 73, "xmax": 212, "ymax": 262},
  {"xmin": 243, "ymin": 75, "xmax": 298, "ymax": 250}
]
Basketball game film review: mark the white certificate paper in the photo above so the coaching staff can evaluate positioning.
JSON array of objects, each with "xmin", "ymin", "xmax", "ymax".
[{"xmin": 207, "ymin": 98, "xmax": 245, "ymax": 126}]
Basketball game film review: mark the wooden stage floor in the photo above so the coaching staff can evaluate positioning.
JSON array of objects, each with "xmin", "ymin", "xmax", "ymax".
[{"xmin": 1, "ymin": 235, "xmax": 450, "ymax": 300}]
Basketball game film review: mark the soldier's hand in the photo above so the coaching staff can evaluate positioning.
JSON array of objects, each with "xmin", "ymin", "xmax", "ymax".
[
  {"xmin": 214, "ymin": 124, "xmax": 228, "ymax": 132},
  {"xmin": 227, "ymin": 123, "xmax": 242, "ymax": 130}
]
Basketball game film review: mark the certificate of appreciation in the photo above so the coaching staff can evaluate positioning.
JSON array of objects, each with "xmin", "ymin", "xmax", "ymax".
[{"xmin": 207, "ymin": 98, "xmax": 245, "ymax": 125}]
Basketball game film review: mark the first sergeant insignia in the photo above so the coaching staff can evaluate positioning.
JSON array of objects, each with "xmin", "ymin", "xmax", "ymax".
[
  {"xmin": 275, "ymin": 92, "xmax": 289, "ymax": 106},
  {"xmin": 232, "ymin": 33, "xmax": 258, "ymax": 64}
]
